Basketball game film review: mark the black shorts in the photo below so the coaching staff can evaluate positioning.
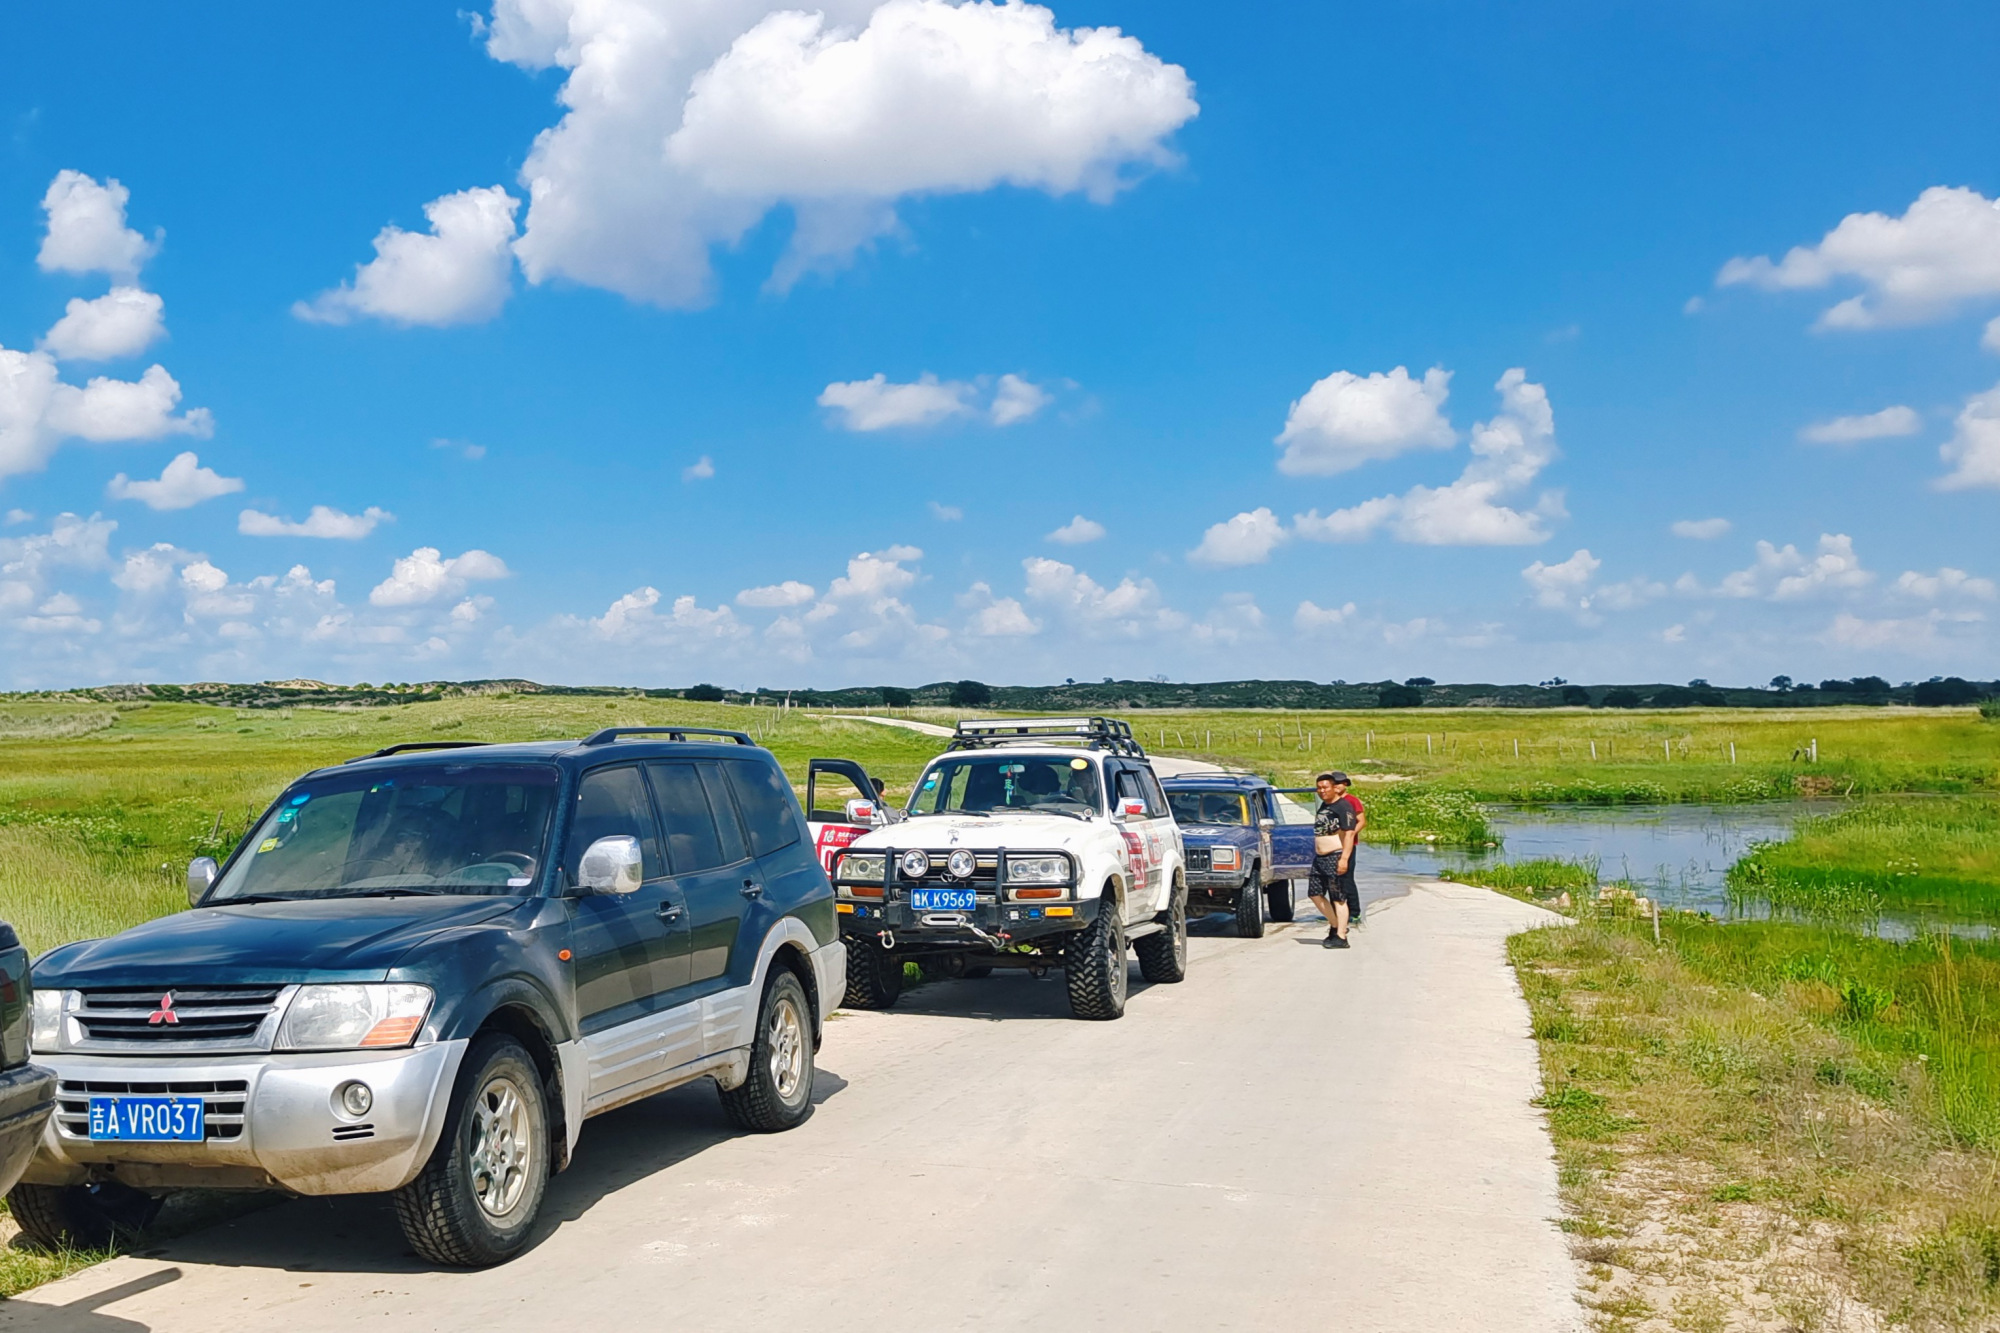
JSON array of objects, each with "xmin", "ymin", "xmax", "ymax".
[{"xmin": 1309, "ymin": 853, "xmax": 1360, "ymax": 913}]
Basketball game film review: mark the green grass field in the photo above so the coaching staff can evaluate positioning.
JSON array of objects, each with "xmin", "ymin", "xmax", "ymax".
[
  {"xmin": 0, "ymin": 695, "xmax": 1993, "ymax": 954},
  {"xmin": 1726, "ymin": 796, "xmax": 2000, "ymax": 921}
]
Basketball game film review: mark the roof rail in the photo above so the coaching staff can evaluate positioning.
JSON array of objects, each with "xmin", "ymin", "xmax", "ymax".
[
  {"xmin": 349, "ymin": 741, "xmax": 494, "ymax": 762},
  {"xmin": 579, "ymin": 726, "xmax": 756, "ymax": 747},
  {"xmin": 946, "ymin": 716, "xmax": 1146, "ymax": 758}
]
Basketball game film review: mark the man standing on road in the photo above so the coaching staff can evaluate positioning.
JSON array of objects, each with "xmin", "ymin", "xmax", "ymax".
[
  {"xmin": 1308, "ymin": 771, "xmax": 1359, "ymax": 949},
  {"xmin": 1334, "ymin": 774, "xmax": 1365, "ymax": 924}
]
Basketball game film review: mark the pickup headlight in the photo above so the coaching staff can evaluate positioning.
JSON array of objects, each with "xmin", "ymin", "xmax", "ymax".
[
  {"xmin": 31, "ymin": 990, "xmax": 74, "ymax": 1053},
  {"xmin": 835, "ymin": 852, "xmax": 886, "ymax": 883},
  {"xmin": 1210, "ymin": 846, "xmax": 1240, "ymax": 870},
  {"xmin": 1004, "ymin": 855, "xmax": 1070, "ymax": 886},
  {"xmin": 278, "ymin": 984, "xmax": 433, "ymax": 1051}
]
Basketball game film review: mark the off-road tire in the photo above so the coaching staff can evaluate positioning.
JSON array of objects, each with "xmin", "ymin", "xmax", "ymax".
[
  {"xmin": 962, "ymin": 965, "xmax": 993, "ymax": 979},
  {"xmin": 392, "ymin": 1033, "xmax": 549, "ymax": 1267},
  {"xmin": 1234, "ymin": 868, "xmax": 1267, "ymax": 938},
  {"xmin": 5, "ymin": 1181, "xmax": 158, "ymax": 1251},
  {"xmin": 1266, "ymin": 877, "xmax": 1296, "ymax": 923},
  {"xmin": 1064, "ymin": 900, "xmax": 1128, "ymax": 1020},
  {"xmin": 1137, "ymin": 881, "xmax": 1190, "ymax": 983},
  {"xmin": 718, "ymin": 968, "xmax": 816, "ymax": 1133},
  {"xmin": 842, "ymin": 940, "xmax": 903, "ymax": 1008}
]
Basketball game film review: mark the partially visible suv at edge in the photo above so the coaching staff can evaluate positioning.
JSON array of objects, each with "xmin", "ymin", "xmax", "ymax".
[
  {"xmin": 1163, "ymin": 774, "xmax": 1314, "ymax": 937},
  {"xmin": 0, "ymin": 921, "xmax": 55, "ymax": 1198},
  {"xmin": 14, "ymin": 727, "xmax": 844, "ymax": 1266}
]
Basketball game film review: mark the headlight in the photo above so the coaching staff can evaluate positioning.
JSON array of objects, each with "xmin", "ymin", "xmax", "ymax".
[
  {"xmin": 278, "ymin": 984, "xmax": 433, "ymax": 1051},
  {"xmin": 836, "ymin": 852, "xmax": 886, "ymax": 883},
  {"xmin": 1005, "ymin": 855, "xmax": 1070, "ymax": 886},
  {"xmin": 31, "ymin": 990, "xmax": 72, "ymax": 1053},
  {"xmin": 1211, "ymin": 846, "xmax": 1240, "ymax": 869}
]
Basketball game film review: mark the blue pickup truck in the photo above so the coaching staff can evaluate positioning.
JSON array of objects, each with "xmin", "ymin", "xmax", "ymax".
[{"xmin": 1162, "ymin": 775, "xmax": 1315, "ymax": 937}]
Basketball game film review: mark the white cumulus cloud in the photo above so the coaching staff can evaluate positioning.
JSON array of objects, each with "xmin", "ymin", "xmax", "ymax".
[
  {"xmin": 370, "ymin": 547, "xmax": 509, "ymax": 606},
  {"xmin": 1718, "ymin": 186, "xmax": 2000, "ymax": 329},
  {"xmin": 989, "ymin": 374, "xmax": 1051, "ymax": 426},
  {"xmin": 296, "ymin": 186, "xmax": 520, "ymax": 327},
  {"xmin": 819, "ymin": 373, "xmax": 973, "ymax": 430},
  {"xmin": 41, "ymin": 287, "xmax": 166, "ymax": 362},
  {"xmin": 480, "ymin": 0, "xmax": 1195, "ymax": 306},
  {"xmin": 106, "ymin": 452, "xmax": 243, "ymax": 511},
  {"xmin": 1275, "ymin": 366, "xmax": 1455, "ymax": 476},
  {"xmin": 1294, "ymin": 599, "xmax": 1356, "ymax": 632},
  {"xmin": 1046, "ymin": 514, "xmax": 1104, "ymax": 545},
  {"xmin": 37, "ymin": 171, "xmax": 158, "ymax": 280},
  {"xmin": 1522, "ymin": 549, "xmax": 1601, "ymax": 610},
  {"xmin": 1936, "ymin": 382, "xmax": 2000, "ymax": 491},
  {"xmin": 1799, "ymin": 405, "xmax": 1921, "ymax": 444},
  {"xmin": 1189, "ymin": 507, "xmax": 1288, "ymax": 568},
  {"xmin": 1714, "ymin": 533, "xmax": 1872, "ymax": 600},
  {"xmin": 0, "ymin": 348, "xmax": 212, "ymax": 482},
  {"xmin": 1294, "ymin": 369, "xmax": 1561, "ymax": 546},
  {"xmin": 736, "ymin": 580, "xmax": 817, "ymax": 608},
  {"xmin": 1894, "ymin": 567, "xmax": 1997, "ymax": 601},
  {"xmin": 1671, "ymin": 517, "xmax": 1732, "ymax": 540},
  {"xmin": 683, "ymin": 455, "xmax": 715, "ymax": 482},
  {"xmin": 239, "ymin": 505, "xmax": 392, "ymax": 540},
  {"xmin": 1021, "ymin": 556, "xmax": 1184, "ymax": 637}
]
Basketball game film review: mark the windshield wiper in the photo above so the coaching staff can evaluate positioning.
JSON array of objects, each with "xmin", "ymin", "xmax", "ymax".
[
  {"xmin": 911, "ymin": 809, "xmax": 991, "ymax": 818},
  {"xmin": 212, "ymin": 894, "xmax": 298, "ymax": 905},
  {"xmin": 342, "ymin": 887, "xmax": 446, "ymax": 898}
]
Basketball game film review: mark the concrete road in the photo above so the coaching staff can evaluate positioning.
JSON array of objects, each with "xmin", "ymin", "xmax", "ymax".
[{"xmin": 4, "ymin": 882, "xmax": 1578, "ymax": 1332}]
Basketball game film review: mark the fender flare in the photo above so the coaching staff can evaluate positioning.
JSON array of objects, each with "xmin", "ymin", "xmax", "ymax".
[{"xmin": 747, "ymin": 914, "xmax": 836, "ymax": 1039}]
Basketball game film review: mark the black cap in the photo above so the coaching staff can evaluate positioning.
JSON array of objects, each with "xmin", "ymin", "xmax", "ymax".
[{"xmin": 1322, "ymin": 771, "xmax": 1351, "ymax": 785}]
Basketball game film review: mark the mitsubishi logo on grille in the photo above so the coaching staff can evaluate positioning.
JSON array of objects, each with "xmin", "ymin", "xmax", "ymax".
[{"xmin": 147, "ymin": 993, "xmax": 179, "ymax": 1026}]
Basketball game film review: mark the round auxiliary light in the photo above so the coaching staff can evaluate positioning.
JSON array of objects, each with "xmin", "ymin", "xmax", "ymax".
[
  {"xmin": 336, "ymin": 1080, "xmax": 373, "ymax": 1118},
  {"xmin": 946, "ymin": 849, "xmax": 977, "ymax": 880},
  {"xmin": 900, "ymin": 850, "xmax": 932, "ymax": 879}
]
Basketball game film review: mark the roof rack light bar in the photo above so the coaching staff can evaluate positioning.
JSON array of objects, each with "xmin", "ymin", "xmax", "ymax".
[
  {"xmin": 946, "ymin": 716, "xmax": 1145, "ymax": 758},
  {"xmin": 349, "ymin": 740, "xmax": 494, "ymax": 762}
]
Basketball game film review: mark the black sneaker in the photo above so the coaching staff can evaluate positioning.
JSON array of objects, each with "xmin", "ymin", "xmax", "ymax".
[{"xmin": 1330, "ymin": 935, "xmax": 1351, "ymax": 949}]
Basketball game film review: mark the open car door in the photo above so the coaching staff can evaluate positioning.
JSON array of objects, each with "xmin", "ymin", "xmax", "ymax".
[{"xmin": 805, "ymin": 757, "xmax": 896, "ymax": 873}]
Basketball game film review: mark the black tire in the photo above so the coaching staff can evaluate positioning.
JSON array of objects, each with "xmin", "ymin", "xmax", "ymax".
[
  {"xmin": 1064, "ymin": 898, "xmax": 1129, "ymax": 1020},
  {"xmin": 5, "ymin": 1181, "xmax": 159, "ymax": 1252},
  {"xmin": 842, "ymin": 940, "xmax": 903, "ymax": 1008},
  {"xmin": 1136, "ymin": 880, "xmax": 1190, "ymax": 983},
  {"xmin": 1267, "ymin": 877, "xmax": 1296, "ymax": 923},
  {"xmin": 718, "ymin": 968, "xmax": 816, "ymax": 1133},
  {"xmin": 392, "ymin": 1033, "xmax": 550, "ymax": 1267},
  {"xmin": 1234, "ymin": 868, "xmax": 1267, "ymax": 938},
  {"xmin": 962, "ymin": 965, "xmax": 994, "ymax": 980}
]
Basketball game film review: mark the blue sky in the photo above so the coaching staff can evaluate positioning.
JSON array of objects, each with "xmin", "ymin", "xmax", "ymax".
[{"xmin": 2, "ymin": 1, "xmax": 1997, "ymax": 690}]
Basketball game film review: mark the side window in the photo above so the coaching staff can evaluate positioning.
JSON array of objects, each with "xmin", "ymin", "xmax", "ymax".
[
  {"xmin": 1112, "ymin": 765, "xmax": 1146, "ymax": 809},
  {"xmin": 1139, "ymin": 767, "xmax": 1171, "ymax": 818},
  {"xmin": 564, "ymin": 766, "xmax": 662, "ymax": 883},
  {"xmin": 645, "ymin": 763, "xmax": 726, "ymax": 874},
  {"xmin": 721, "ymin": 759, "xmax": 802, "ymax": 858},
  {"xmin": 696, "ymin": 763, "xmax": 751, "ymax": 865}
]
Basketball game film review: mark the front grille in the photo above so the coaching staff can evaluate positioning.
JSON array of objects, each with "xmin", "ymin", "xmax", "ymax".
[
  {"xmin": 331, "ymin": 1123, "xmax": 375, "ymax": 1142},
  {"xmin": 74, "ymin": 986, "xmax": 281, "ymax": 1045},
  {"xmin": 1185, "ymin": 847, "xmax": 1212, "ymax": 872},
  {"xmin": 55, "ymin": 1078, "xmax": 249, "ymax": 1141}
]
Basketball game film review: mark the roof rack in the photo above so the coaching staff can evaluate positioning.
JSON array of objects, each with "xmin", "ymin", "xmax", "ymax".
[
  {"xmin": 946, "ymin": 717, "xmax": 1146, "ymax": 758},
  {"xmin": 579, "ymin": 726, "xmax": 755, "ymax": 748},
  {"xmin": 349, "ymin": 741, "xmax": 494, "ymax": 762}
]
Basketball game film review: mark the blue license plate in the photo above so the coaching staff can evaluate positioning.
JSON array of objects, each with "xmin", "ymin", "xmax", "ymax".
[
  {"xmin": 910, "ymin": 887, "xmax": 976, "ymax": 911},
  {"xmin": 88, "ymin": 1096, "xmax": 205, "ymax": 1142}
]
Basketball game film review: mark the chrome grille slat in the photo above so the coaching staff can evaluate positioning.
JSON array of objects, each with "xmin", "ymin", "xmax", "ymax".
[
  {"xmin": 54, "ymin": 1077, "xmax": 251, "ymax": 1141},
  {"xmin": 73, "ymin": 986, "xmax": 282, "ymax": 1048}
]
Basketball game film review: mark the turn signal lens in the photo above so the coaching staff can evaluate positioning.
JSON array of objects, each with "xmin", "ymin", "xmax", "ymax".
[
  {"xmin": 359, "ymin": 1016, "xmax": 424, "ymax": 1048},
  {"xmin": 1045, "ymin": 906, "xmax": 1075, "ymax": 917},
  {"xmin": 843, "ymin": 885, "xmax": 884, "ymax": 899},
  {"xmin": 1012, "ymin": 887, "xmax": 1064, "ymax": 900},
  {"xmin": 278, "ymin": 983, "xmax": 433, "ymax": 1052},
  {"xmin": 1211, "ymin": 846, "xmax": 1240, "ymax": 869}
]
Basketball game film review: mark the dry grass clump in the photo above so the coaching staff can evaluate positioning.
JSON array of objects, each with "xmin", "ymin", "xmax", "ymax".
[
  {"xmin": 0, "ymin": 825, "xmax": 184, "ymax": 955},
  {"xmin": 1511, "ymin": 920, "xmax": 2000, "ymax": 1331},
  {"xmin": 0, "ymin": 709, "xmax": 117, "ymax": 740}
]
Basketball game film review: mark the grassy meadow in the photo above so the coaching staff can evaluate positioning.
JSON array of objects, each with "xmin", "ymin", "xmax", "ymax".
[
  {"xmin": 1728, "ymin": 796, "xmax": 2000, "ymax": 921},
  {"xmin": 1512, "ymin": 917, "xmax": 2000, "ymax": 1330}
]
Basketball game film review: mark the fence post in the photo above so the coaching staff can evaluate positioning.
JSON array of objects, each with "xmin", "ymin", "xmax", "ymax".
[
  {"xmin": 1651, "ymin": 898, "xmax": 1661, "ymax": 946},
  {"xmin": 1810, "ymin": 738, "xmax": 1818, "ymax": 763},
  {"xmin": 1590, "ymin": 740, "xmax": 1596, "ymax": 760},
  {"xmin": 1664, "ymin": 738, "xmax": 1670, "ymax": 761},
  {"xmin": 1514, "ymin": 738, "xmax": 1520, "ymax": 758},
  {"xmin": 1426, "ymin": 734, "xmax": 1432, "ymax": 755},
  {"xmin": 1729, "ymin": 741, "xmax": 1736, "ymax": 764}
]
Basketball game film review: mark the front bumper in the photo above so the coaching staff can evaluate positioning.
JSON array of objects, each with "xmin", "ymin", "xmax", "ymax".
[
  {"xmin": 837, "ymin": 893, "xmax": 1099, "ymax": 951},
  {"xmin": 1186, "ymin": 869, "xmax": 1255, "ymax": 897},
  {"xmin": 0, "ymin": 1062, "xmax": 56, "ymax": 1195},
  {"xmin": 24, "ymin": 1040, "xmax": 467, "ymax": 1196}
]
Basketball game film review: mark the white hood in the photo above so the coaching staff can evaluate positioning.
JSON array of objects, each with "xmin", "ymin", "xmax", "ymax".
[{"xmin": 852, "ymin": 813, "xmax": 1098, "ymax": 853}]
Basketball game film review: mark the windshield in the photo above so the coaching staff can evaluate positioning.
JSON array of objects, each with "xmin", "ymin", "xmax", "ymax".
[
  {"xmin": 909, "ymin": 754, "xmax": 1102, "ymax": 816},
  {"xmin": 1168, "ymin": 790, "xmax": 1250, "ymax": 826},
  {"xmin": 207, "ymin": 763, "xmax": 560, "ymax": 903}
]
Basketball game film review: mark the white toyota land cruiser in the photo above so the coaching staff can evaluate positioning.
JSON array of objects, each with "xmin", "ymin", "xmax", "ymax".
[{"xmin": 830, "ymin": 718, "xmax": 1187, "ymax": 1020}]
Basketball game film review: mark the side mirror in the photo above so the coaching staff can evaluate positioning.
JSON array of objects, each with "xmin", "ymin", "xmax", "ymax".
[
  {"xmin": 187, "ymin": 857, "xmax": 219, "ymax": 906},
  {"xmin": 844, "ymin": 798, "xmax": 877, "ymax": 825},
  {"xmin": 1259, "ymin": 818, "xmax": 1276, "ymax": 829},
  {"xmin": 1117, "ymin": 798, "xmax": 1147, "ymax": 819},
  {"xmin": 578, "ymin": 835, "xmax": 644, "ymax": 895}
]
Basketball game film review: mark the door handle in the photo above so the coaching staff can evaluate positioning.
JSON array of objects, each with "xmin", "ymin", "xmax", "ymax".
[
  {"xmin": 657, "ymin": 903, "xmax": 684, "ymax": 922},
  {"xmin": 740, "ymin": 879, "xmax": 763, "ymax": 899}
]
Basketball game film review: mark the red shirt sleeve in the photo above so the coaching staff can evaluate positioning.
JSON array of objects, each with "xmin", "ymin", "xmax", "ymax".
[{"xmin": 1343, "ymin": 793, "xmax": 1365, "ymax": 815}]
